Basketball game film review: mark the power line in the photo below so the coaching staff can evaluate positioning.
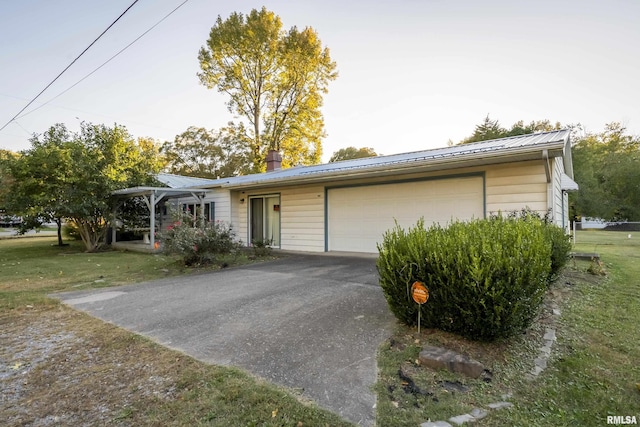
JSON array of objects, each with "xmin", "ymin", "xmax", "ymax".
[
  {"xmin": 16, "ymin": 0, "xmax": 191, "ymax": 121},
  {"xmin": 0, "ymin": 0, "xmax": 142, "ymax": 132}
]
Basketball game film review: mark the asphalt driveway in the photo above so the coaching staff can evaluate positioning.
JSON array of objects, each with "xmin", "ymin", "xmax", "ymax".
[{"xmin": 56, "ymin": 253, "xmax": 396, "ymax": 426}]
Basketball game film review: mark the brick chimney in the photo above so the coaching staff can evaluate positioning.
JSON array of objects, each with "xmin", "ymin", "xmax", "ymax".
[{"xmin": 266, "ymin": 150, "xmax": 282, "ymax": 171}]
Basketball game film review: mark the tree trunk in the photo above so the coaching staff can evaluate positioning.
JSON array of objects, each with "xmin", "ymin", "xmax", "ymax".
[{"xmin": 56, "ymin": 217, "xmax": 64, "ymax": 246}]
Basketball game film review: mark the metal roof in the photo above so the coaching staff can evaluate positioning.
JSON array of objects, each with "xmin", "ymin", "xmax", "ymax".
[
  {"xmin": 214, "ymin": 129, "xmax": 572, "ymax": 189},
  {"xmin": 156, "ymin": 173, "xmax": 219, "ymax": 189},
  {"xmin": 561, "ymin": 173, "xmax": 579, "ymax": 191}
]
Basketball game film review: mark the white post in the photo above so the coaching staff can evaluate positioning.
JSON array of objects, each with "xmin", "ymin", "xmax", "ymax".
[
  {"xmin": 573, "ymin": 220, "xmax": 576, "ymax": 245},
  {"xmin": 200, "ymin": 194, "xmax": 205, "ymax": 226},
  {"xmin": 150, "ymin": 192, "xmax": 156, "ymax": 248}
]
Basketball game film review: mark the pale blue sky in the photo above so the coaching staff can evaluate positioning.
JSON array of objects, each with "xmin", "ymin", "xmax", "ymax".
[{"xmin": 1, "ymin": 0, "xmax": 638, "ymax": 161}]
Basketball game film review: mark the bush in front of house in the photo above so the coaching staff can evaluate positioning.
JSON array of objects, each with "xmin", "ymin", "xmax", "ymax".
[
  {"xmin": 159, "ymin": 210, "xmax": 240, "ymax": 266},
  {"xmin": 545, "ymin": 221, "xmax": 572, "ymax": 279},
  {"xmin": 376, "ymin": 215, "xmax": 554, "ymax": 341},
  {"xmin": 500, "ymin": 208, "xmax": 573, "ymax": 280}
]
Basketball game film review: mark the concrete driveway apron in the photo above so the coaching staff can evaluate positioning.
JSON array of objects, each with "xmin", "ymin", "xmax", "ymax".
[{"xmin": 56, "ymin": 254, "xmax": 396, "ymax": 426}]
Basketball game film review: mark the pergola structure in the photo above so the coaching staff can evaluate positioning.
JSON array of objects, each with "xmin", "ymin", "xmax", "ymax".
[{"xmin": 111, "ymin": 186, "xmax": 208, "ymax": 250}]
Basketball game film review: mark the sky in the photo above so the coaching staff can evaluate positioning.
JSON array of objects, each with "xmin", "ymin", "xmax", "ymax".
[{"xmin": 1, "ymin": 0, "xmax": 639, "ymax": 162}]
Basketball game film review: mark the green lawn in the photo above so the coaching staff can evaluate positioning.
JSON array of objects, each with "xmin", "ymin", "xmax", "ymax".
[
  {"xmin": 484, "ymin": 231, "xmax": 640, "ymax": 425},
  {"xmin": 0, "ymin": 237, "xmax": 187, "ymax": 309}
]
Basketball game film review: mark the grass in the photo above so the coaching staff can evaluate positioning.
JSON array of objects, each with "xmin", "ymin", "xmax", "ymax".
[
  {"xmin": 3, "ymin": 232, "xmax": 639, "ymax": 426},
  {"xmin": 376, "ymin": 230, "xmax": 640, "ymax": 427},
  {"xmin": 0, "ymin": 237, "xmax": 186, "ymax": 309},
  {"xmin": 0, "ymin": 237, "xmax": 351, "ymax": 426}
]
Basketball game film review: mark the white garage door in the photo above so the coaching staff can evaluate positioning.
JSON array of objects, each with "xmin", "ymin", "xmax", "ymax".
[{"xmin": 327, "ymin": 176, "xmax": 484, "ymax": 253}]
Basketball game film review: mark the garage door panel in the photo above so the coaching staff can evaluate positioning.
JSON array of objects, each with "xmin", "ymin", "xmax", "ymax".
[{"xmin": 327, "ymin": 177, "xmax": 484, "ymax": 253}]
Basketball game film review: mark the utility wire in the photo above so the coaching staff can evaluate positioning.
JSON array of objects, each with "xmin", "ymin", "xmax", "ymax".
[
  {"xmin": 0, "ymin": 0, "xmax": 141, "ymax": 132},
  {"xmin": 16, "ymin": 0, "xmax": 190, "ymax": 121}
]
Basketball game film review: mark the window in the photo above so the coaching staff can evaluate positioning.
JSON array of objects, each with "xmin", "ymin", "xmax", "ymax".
[{"xmin": 182, "ymin": 202, "xmax": 215, "ymax": 222}]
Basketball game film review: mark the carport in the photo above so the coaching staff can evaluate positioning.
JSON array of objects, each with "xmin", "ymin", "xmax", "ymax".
[{"xmin": 111, "ymin": 186, "xmax": 208, "ymax": 250}]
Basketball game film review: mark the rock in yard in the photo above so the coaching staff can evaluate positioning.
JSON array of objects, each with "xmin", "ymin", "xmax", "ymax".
[
  {"xmin": 470, "ymin": 408, "xmax": 489, "ymax": 420},
  {"xmin": 448, "ymin": 413, "xmax": 475, "ymax": 425},
  {"xmin": 418, "ymin": 345, "xmax": 484, "ymax": 378},
  {"xmin": 487, "ymin": 401, "xmax": 513, "ymax": 410},
  {"xmin": 421, "ymin": 421, "xmax": 453, "ymax": 427}
]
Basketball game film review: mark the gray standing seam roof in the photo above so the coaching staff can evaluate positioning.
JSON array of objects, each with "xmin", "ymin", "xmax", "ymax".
[
  {"xmin": 156, "ymin": 173, "xmax": 219, "ymax": 189},
  {"xmin": 205, "ymin": 129, "xmax": 571, "ymax": 188},
  {"xmin": 149, "ymin": 130, "xmax": 571, "ymax": 190}
]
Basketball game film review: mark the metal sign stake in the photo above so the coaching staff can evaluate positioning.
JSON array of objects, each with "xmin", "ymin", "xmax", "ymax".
[{"xmin": 410, "ymin": 281, "xmax": 429, "ymax": 335}]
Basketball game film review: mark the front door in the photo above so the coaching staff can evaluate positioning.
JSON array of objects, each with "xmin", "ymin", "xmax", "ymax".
[{"xmin": 250, "ymin": 195, "xmax": 280, "ymax": 248}]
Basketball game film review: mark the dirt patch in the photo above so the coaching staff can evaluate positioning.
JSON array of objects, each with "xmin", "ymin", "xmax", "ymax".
[{"xmin": 0, "ymin": 307, "xmax": 183, "ymax": 426}]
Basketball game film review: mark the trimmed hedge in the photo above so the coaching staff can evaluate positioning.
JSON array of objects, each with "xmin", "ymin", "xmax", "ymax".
[{"xmin": 376, "ymin": 215, "xmax": 562, "ymax": 341}]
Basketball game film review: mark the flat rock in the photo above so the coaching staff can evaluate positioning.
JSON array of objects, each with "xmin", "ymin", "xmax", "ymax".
[
  {"xmin": 487, "ymin": 401, "xmax": 513, "ymax": 410},
  {"xmin": 470, "ymin": 408, "xmax": 489, "ymax": 420},
  {"xmin": 534, "ymin": 357, "xmax": 548, "ymax": 369},
  {"xmin": 418, "ymin": 345, "xmax": 484, "ymax": 378},
  {"xmin": 421, "ymin": 421, "xmax": 452, "ymax": 427},
  {"xmin": 530, "ymin": 366, "xmax": 544, "ymax": 376},
  {"xmin": 543, "ymin": 328, "xmax": 556, "ymax": 341},
  {"xmin": 449, "ymin": 413, "xmax": 475, "ymax": 425}
]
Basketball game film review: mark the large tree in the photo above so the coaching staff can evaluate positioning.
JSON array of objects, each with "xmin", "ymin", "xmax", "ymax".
[
  {"xmin": 571, "ymin": 123, "xmax": 640, "ymax": 221},
  {"xmin": 329, "ymin": 146, "xmax": 378, "ymax": 162},
  {"xmin": 197, "ymin": 7, "xmax": 337, "ymax": 171},
  {"xmin": 6, "ymin": 123, "xmax": 162, "ymax": 251},
  {"xmin": 162, "ymin": 123, "xmax": 253, "ymax": 178},
  {"xmin": 4, "ymin": 124, "xmax": 72, "ymax": 245}
]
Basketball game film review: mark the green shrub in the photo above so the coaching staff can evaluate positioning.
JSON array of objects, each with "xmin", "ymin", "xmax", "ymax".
[
  {"xmin": 546, "ymin": 223, "xmax": 572, "ymax": 279},
  {"xmin": 158, "ymin": 210, "xmax": 240, "ymax": 266},
  {"xmin": 501, "ymin": 208, "xmax": 572, "ymax": 280},
  {"xmin": 251, "ymin": 237, "xmax": 273, "ymax": 257},
  {"xmin": 376, "ymin": 216, "xmax": 552, "ymax": 341}
]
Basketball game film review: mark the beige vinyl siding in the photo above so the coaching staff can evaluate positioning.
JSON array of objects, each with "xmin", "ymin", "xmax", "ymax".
[
  {"xmin": 234, "ymin": 185, "xmax": 325, "ymax": 252},
  {"xmin": 485, "ymin": 161, "xmax": 548, "ymax": 215},
  {"xmin": 230, "ymin": 192, "xmax": 242, "ymax": 240},
  {"xmin": 280, "ymin": 186, "xmax": 325, "ymax": 252},
  {"xmin": 204, "ymin": 188, "xmax": 231, "ymax": 223},
  {"xmin": 226, "ymin": 158, "xmax": 555, "ymax": 253}
]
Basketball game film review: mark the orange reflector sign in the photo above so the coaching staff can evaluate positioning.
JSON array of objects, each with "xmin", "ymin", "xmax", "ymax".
[{"xmin": 411, "ymin": 281, "xmax": 429, "ymax": 305}]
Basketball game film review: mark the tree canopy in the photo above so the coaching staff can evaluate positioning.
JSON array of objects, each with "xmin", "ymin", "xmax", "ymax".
[
  {"xmin": 329, "ymin": 146, "xmax": 378, "ymax": 162},
  {"xmin": 162, "ymin": 124, "xmax": 253, "ymax": 178},
  {"xmin": 0, "ymin": 149, "xmax": 19, "ymax": 210},
  {"xmin": 197, "ymin": 7, "xmax": 337, "ymax": 171},
  {"xmin": 5, "ymin": 123, "xmax": 162, "ymax": 251},
  {"xmin": 570, "ymin": 123, "xmax": 640, "ymax": 221},
  {"xmin": 460, "ymin": 115, "xmax": 562, "ymax": 144}
]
